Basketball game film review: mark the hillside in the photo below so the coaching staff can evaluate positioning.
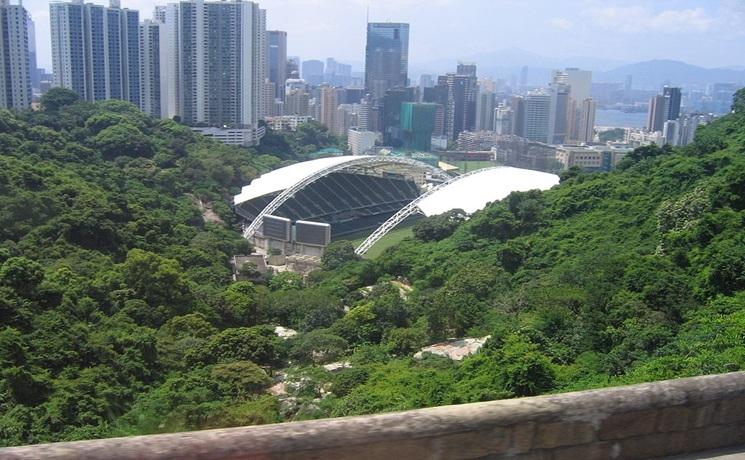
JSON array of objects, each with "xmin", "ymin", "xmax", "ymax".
[{"xmin": 1, "ymin": 89, "xmax": 745, "ymax": 446}]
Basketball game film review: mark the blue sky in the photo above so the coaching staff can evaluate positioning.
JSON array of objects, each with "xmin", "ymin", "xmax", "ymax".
[{"xmin": 28, "ymin": 0, "xmax": 745, "ymax": 71}]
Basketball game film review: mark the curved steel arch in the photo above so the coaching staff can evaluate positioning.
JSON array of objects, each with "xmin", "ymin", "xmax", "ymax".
[
  {"xmin": 355, "ymin": 167, "xmax": 499, "ymax": 256},
  {"xmin": 242, "ymin": 156, "xmax": 451, "ymax": 240}
]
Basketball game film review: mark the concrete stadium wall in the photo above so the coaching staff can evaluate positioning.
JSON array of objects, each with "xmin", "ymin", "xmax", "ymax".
[{"xmin": 3, "ymin": 372, "xmax": 745, "ymax": 460}]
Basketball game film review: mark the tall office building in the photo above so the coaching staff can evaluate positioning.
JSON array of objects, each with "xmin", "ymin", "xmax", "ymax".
[
  {"xmin": 663, "ymin": 86, "xmax": 681, "ymax": 121},
  {"xmin": 364, "ymin": 22, "xmax": 409, "ymax": 101},
  {"xmin": 267, "ymin": 30, "xmax": 287, "ymax": 99},
  {"xmin": 162, "ymin": 0, "xmax": 266, "ymax": 135},
  {"xmin": 0, "ymin": 0, "xmax": 32, "ymax": 109},
  {"xmin": 139, "ymin": 19, "xmax": 163, "ymax": 117},
  {"xmin": 400, "ymin": 102, "xmax": 437, "ymax": 151},
  {"xmin": 301, "ymin": 59, "xmax": 323, "ymax": 85},
  {"xmin": 50, "ymin": 0, "xmax": 140, "ymax": 105},
  {"xmin": 523, "ymin": 90, "xmax": 552, "ymax": 143},
  {"xmin": 647, "ymin": 95, "xmax": 666, "ymax": 132},
  {"xmin": 475, "ymin": 90, "xmax": 496, "ymax": 131},
  {"xmin": 436, "ymin": 71, "xmax": 477, "ymax": 140}
]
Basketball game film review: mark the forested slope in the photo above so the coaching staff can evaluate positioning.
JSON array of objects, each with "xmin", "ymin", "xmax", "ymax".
[{"xmin": 1, "ymin": 89, "xmax": 744, "ymax": 447}]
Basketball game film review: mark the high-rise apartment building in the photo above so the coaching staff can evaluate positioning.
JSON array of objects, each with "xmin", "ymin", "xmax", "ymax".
[
  {"xmin": 577, "ymin": 98, "xmax": 596, "ymax": 143},
  {"xmin": 285, "ymin": 87, "xmax": 310, "ymax": 116},
  {"xmin": 139, "ymin": 19, "xmax": 163, "ymax": 117},
  {"xmin": 319, "ymin": 85, "xmax": 337, "ymax": 130},
  {"xmin": 26, "ymin": 13, "xmax": 38, "ymax": 88},
  {"xmin": 50, "ymin": 0, "xmax": 140, "ymax": 105},
  {"xmin": 162, "ymin": 0, "xmax": 266, "ymax": 138},
  {"xmin": 267, "ymin": 30, "xmax": 287, "ymax": 99},
  {"xmin": 364, "ymin": 22, "xmax": 409, "ymax": 101},
  {"xmin": 647, "ymin": 95, "xmax": 666, "ymax": 132},
  {"xmin": 0, "ymin": 0, "xmax": 32, "ymax": 109},
  {"xmin": 494, "ymin": 105, "xmax": 513, "ymax": 135},
  {"xmin": 475, "ymin": 90, "xmax": 496, "ymax": 131}
]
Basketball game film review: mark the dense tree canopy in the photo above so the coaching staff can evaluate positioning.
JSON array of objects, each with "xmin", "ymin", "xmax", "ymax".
[{"xmin": 1, "ymin": 89, "xmax": 745, "ymax": 447}]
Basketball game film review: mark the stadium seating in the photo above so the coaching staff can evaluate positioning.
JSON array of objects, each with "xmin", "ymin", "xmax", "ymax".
[{"xmin": 234, "ymin": 172, "xmax": 421, "ymax": 238}]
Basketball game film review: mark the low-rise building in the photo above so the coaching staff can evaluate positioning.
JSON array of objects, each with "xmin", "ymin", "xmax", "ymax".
[
  {"xmin": 191, "ymin": 126, "xmax": 266, "ymax": 147},
  {"xmin": 265, "ymin": 115, "xmax": 312, "ymax": 132},
  {"xmin": 348, "ymin": 128, "xmax": 379, "ymax": 155},
  {"xmin": 555, "ymin": 145, "xmax": 632, "ymax": 171}
]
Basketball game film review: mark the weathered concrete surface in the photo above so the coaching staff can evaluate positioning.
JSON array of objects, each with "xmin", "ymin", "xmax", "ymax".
[{"xmin": 2, "ymin": 372, "xmax": 745, "ymax": 460}]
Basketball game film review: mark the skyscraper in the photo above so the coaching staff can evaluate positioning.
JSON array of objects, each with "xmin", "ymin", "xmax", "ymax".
[
  {"xmin": 162, "ymin": 0, "xmax": 266, "ymax": 134},
  {"xmin": 555, "ymin": 68, "xmax": 595, "ymax": 143},
  {"xmin": 364, "ymin": 22, "xmax": 409, "ymax": 101},
  {"xmin": 0, "ymin": 0, "xmax": 32, "ymax": 109},
  {"xmin": 50, "ymin": 0, "xmax": 140, "ymax": 105},
  {"xmin": 267, "ymin": 30, "xmax": 287, "ymax": 99}
]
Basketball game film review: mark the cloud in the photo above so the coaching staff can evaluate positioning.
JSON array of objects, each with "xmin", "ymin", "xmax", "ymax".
[
  {"xmin": 583, "ymin": 5, "xmax": 713, "ymax": 34},
  {"xmin": 545, "ymin": 17, "xmax": 573, "ymax": 30}
]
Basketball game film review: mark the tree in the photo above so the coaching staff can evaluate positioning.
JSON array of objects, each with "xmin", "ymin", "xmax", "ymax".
[
  {"xmin": 412, "ymin": 209, "xmax": 467, "ymax": 242},
  {"xmin": 40, "ymin": 88, "xmax": 80, "ymax": 112},
  {"xmin": 188, "ymin": 326, "xmax": 283, "ymax": 367},
  {"xmin": 289, "ymin": 330, "xmax": 348, "ymax": 364},
  {"xmin": 321, "ymin": 241, "xmax": 359, "ymax": 270},
  {"xmin": 0, "ymin": 257, "xmax": 43, "ymax": 297},
  {"xmin": 93, "ymin": 124, "xmax": 154, "ymax": 159}
]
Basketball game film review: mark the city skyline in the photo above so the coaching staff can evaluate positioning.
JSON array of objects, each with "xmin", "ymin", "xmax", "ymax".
[{"xmin": 24, "ymin": 0, "xmax": 745, "ymax": 73}]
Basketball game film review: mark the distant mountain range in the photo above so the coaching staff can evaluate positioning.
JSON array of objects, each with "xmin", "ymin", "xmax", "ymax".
[
  {"xmin": 596, "ymin": 60, "xmax": 745, "ymax": 87},
  {"xmin": 412, "ymin": 48, "xmax": 745, "ymax": 89}
]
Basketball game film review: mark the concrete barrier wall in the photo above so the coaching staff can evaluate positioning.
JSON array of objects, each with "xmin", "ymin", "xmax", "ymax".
[{"xmin": 3, "ymin": 372, "xmax": 745, "ymax": 460}]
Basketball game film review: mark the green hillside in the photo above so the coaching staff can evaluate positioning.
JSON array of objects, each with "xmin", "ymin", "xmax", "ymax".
[{"xmin": 1, "ymin": 88, "xmax": 744, "ymax": 446}]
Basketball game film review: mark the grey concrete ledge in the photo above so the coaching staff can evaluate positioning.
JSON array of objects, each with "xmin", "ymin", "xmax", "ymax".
[{"xmin": 2, "ymin": 372, "xmax": 745, "ymax": 460}]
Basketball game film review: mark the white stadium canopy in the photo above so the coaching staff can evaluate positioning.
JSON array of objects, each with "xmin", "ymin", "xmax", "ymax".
[
  {"xmin": 416, "ymin": 166, "xmax": 559, "ymax": 216},
  {"xmin": 355, "ymin": 167, "xmax": 560, "ymax": 255}
]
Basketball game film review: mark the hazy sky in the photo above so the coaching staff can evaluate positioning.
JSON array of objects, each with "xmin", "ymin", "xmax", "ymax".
[{"xmin": 27, "ymin": 0, "xmax": 745, "ymax": 71}]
